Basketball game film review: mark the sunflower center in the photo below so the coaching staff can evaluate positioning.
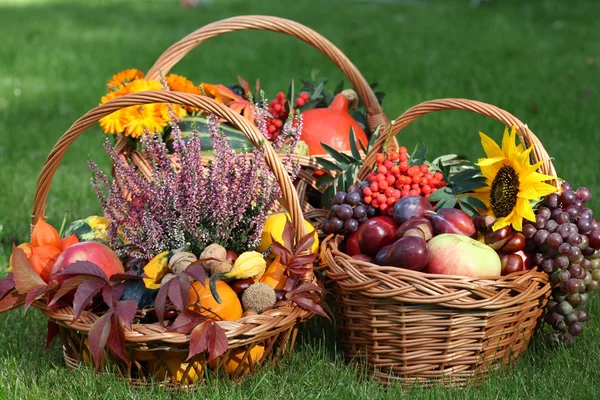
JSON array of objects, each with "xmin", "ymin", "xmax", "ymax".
[{"xmin": 490, "ymin": 165, "xmax": 520, "ymax": 218}]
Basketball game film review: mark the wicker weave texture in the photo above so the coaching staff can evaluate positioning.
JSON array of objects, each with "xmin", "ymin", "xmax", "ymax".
[
  {"xmin": 325, "ymin": 98, "xmax": 555, "ymax": 386},
  {"xmin": 31, "ymin": 91, "xmax": 316, "ymax": 386}
]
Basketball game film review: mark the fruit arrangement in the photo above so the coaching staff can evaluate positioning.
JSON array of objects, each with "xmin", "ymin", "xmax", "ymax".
[
  {"xmin": 324, "ymin": 125, "xmax": 599, "ymax": 344},
  {"xmin": 0, "ymin": 99, "xmax": 326, "ymax": 385}
]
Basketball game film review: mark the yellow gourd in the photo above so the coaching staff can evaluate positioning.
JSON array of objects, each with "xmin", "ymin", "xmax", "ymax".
[
  {"xmin": 149, "ymin": 352, "xmax": 203, "ymax": 384},
  {"xmin": 210, "ymin": 345, "xmax": 265, "ymax": 375},
  {"xmin": 258, "ymin": 213, "xmax": 318, "ymax": 253},
  {"xmin": 209, "ymin": 251, "xmax": 266, "ymax": 303},
  {"xmin": 143, "ymin": 251, "xmax": 170, "ymax": 289}
]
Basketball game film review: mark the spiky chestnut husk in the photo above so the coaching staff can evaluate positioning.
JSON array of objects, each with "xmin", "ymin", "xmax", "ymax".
[{"xmin": 241, "ymin": 283, "xmax": 276, "ymax": 313}]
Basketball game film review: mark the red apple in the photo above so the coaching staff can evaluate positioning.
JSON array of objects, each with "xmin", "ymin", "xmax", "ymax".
[
  {"xmin": 51, "ymin": 242, "xmax": 125, "ymax": 281},
  {"xmin": 426, "ymin": 233, "xmax": 501, "ymax": 277},
  {"xmin": 357, "ymin": 216, "xmax": 398, "ymax": 256},
  {"xmin": 345, "ymin": 230, "xmax": 361, "ymax": 256}
]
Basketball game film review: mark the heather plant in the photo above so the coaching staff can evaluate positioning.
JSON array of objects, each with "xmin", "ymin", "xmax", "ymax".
[{"xmin": 89, "ymin": 100, "xmax": 301, "ymax": 261}]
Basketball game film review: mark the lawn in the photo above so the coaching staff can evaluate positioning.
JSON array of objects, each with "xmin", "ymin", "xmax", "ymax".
[{"xmin": 1, "ymin": 0, "xmax": 600, "ymax": 398}]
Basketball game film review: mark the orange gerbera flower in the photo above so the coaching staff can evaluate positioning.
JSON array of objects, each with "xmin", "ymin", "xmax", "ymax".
[
  {"xmin": 107, "ymin": 69, "xmax": 144, "ymax": 92},
  {"xmin": 122, "ymin": 104, "xmax": 167, "ymax": 138},
  {"xmin": 166, "ymin": 74, "xmax": 201, "ymax": 113}
]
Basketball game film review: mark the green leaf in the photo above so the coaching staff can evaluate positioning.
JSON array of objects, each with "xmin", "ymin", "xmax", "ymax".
[
  {"xmin": 409, "ymin": 143, "xmax": 428, "ymax": 166},
  {"xmin": 334, "ymin": 80, "xmax": 344, "ymax": 95},
  {"xmin": 349, "ymin": 127, "xmax": 361, "ymax": 160},
  {"xmin": 459, "ymin": 201, "xmax": 480, "ymax": 216},
  {"xmin": 322, "ymin": 182, "xmax": 335, "ymax": 208},
  {"xmin": 300, "ymin": 98, "xmax": 321, "ymax": 111},
  {"xmin": 367, "ymin": 125, "xmax": 380, "ymax": 151},
  {"xmin": 451, "ymin": 169, "xmax": 481, "ymax": 183},
  {"xmin": 320, "ymin": 143, "xmax": 354, "ymax": 166},
  {"xmin": 454, "ymin": 178, "xmax": 487, "ymax": 193},
  {"xmin": 315, "ymin": 157, "xmax": 342, "ymax": 172},
  {"xmin": 313, "ymin": 81, "xmax": 325, "ymax": 99},
  {"xmin": 428, "ymin": 187, "xmax": 454, "ymax": 203},
  {"xmin": 286, "ymin": 79, "xmax": 295, "ymax": 113},
  {"xmin": 324, "ymin": 91, "xmax": 334, "ymax": 105},
  {"xmin": 460, "ymin": 195, "xmax": 488, "ymax": 210},
  {"xmin": 436, "ymin": 196, "xmax": 457, "ymax": 210},
  {"xmin": 316, "ymin": 175, "xmax": 334, "ymax": 188}
]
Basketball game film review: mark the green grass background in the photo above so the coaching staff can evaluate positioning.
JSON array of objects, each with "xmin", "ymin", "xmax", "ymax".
[{"xmin": 1, "ymin": 0, "xmax": 599, "ymax": 398}]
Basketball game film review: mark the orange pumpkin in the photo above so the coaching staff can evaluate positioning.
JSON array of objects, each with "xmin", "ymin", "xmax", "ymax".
[
  {"xmin": 31, "ymin": 219, "xmax": 60, "ymax": 248},
  {"xmin": 259, "ymin": 256, "xmax": 287, "ymax": 290},
  {"xmin": 188, "ymin": 279, "xmax": 242, "ymax": 321},
  {"xmin": 300, "ymin": 93, "xmax": 369, "ymax": 156},
  {"xmin": 149, "ymin": 352, "xmax": 204, "ymax": 384},
  {"xmin": 210, "ymin": 345, "xmax": 265, "ymax": 375},
  {"xmin": 29, "ymin": 245, "xmax": 62, "ymax": 282}
]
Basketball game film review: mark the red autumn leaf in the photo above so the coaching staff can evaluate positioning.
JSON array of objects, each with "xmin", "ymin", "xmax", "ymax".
[
  {"xmin": 288, "ymin": 283, "xmax": 322, "ymax": 297},
  {"xmin": 291, "ymin": 296, "xmax": 331, "ymax": 321},
  {"xmin": 168, "ymin": 275, "xmax": 190, "ymax": 311},
  {"xmin": 184, "ymin": 262, "xmax": 207, "ymax": 284},
  {"xmin": 155, "ymin": 280, "xmax": 169, "ymax": 328},
  {"xmin": 167, "ymin": 309, "xmax": 207, "ymax": 334},
  {"xmin": 237, "ymin": 75, "xmax": 250, "ymax": 94},
  {"xmin": 48, "ymin": 275, "xmax": 96, "ymax": 307},
  {"xmin": 187, "ymin": 319, "xmax": 228, "ymax": 362},
  {"xmin": 88, "ymin": 310, "xmax": 113, "ymax": 371},
  {"xmin": 12, "ymin": 245, "xmax": 46, "ymax": 294},
  {"xmin": 72, "ymin": 279, "xmax": 106, "ymax": 322},
  {"xmin": 115, "ymin": 300, "xmax": 137, "ymax": 330},
  {"xmin": 289, "ymin": 253, "xmax": 318, "ymax": 267},
  {"xmin": 109, "ymin": 270, "xmax": 141, "ymax": 283},
  {"xmin": 295, "ymin": 230, "xmax": 317, "ymax": 255},
  {"xmin": 24, "ymin": 283, "xmax": 54, "ymax": 313},
  {"xmin": 0, "ymin": 273, "xmax": 16, "ymax": 301},
  {"xmin": 54, "ymin": 261, "xmax": 108, "ymax": 282},
  {"xmin": 102, "ymin": 283, "xmax": 125, "ymax": 307},
  {"xmin": 281, "ymin": 217, "xmax": 295, "ymax": 251},
  {"xmin": 271, "ymin": 241, "xmax": 293, "ymax": 266},
  {"xmin": 283, "ymin": 275, "xmax": 300, "ymax": 293},
  {"xmin": 59, "ymin": 234, "xmax": 79, "ymax": 251},
  {"xmin": 45, "ymin": 320, "xmax": 60, "ymax": 352},
  {"xmin": 107, "ymin": 313, "xmax": 129, "ymax": 367},
  {"xmin": 0, "ymin": 291, "xmax": 26, "ymax": 313}
]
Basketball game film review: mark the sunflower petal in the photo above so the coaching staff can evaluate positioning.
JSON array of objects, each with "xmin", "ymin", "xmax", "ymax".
[
  {"xmin": 476, "ymin": 156, "xmax": 505, "ymax": 166},
  {"xmin": 479, "ymin": 162, "xmax": 502, "ymax": 183},
  {"xmin": 493, "ymin": 214, "xmax": 512, "ymax": 231},
  {"xmin": 512, "ymin": 146, "xmax": 535, "ymax": 174},
  {"xmin": 516, "ymin": 197, "xmax": 536, "ymax": 224},
  {"xmin": 479, "ymin": 131, "xmax": 504, "ymax": 159},
  {"xmin": 522, "ymin": 181, "xmax": 558, "ymax": 199},
  {"xmin": 467, "ymin": 190, "xmax": 491, "ymax": 209},
  {"xmin": 502, "ymin": 126, "xmax": 519, "ymax": 162},
  {"xmin": 520, "ymin": 170, "xmax": 557, "ymax": 184}
]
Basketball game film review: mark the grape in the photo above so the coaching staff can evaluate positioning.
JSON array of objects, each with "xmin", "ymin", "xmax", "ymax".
[
  {"xmin": 344, "ymin": 218, "xmax": 359, "ymax": 233},
  {"xmin": 578, "ymin": 235, "xmax": 590, "ymax": 250},
  {"xmin": 576, "ymin": 187, "xmax": 592, "ymax": 203},
  {"xmin": 580, "ymin": 292, "xmax": 589, "ymax": 306},
  {"xmin": 587, "ymin": 280, "xmax": 599, "ymax": 291},
  {"xmin": 542, "ymin": 259, "xmax": 555, "ymax": 273},
  {"xmin": 337, "ymin": 204, "xmax": 354, "ymax": 221},
  {"xmin": 331, "ymin": 204, "xmax": 340, "ymax": 215},
  {"xmin": 558, "ymin": 270, "xmax": 571, "ymax": 282},
  {"xmin": 551, "ymin": 207, "xmax": 563, "ymax": 220},
  {"xmin": 567, "ymin": 293, "xmax": 582, "ymax": 307},
  {"xmin": 582, "ymin": 258, "xmax": 592, "ymax": 270},
  {"xmin": 546, "ymin": 219, "xmax": 558, "ymax": 233},
  {"xmin": 556, "ymin": 212, "xmax": 570, "ymax": 224},
  {"xmin": 321, "ymin": 220, "xmax": 332, "ymax": 235},
  {"xmin": 572, "ymin": 199, "xmax": 583, "ymax": 209},
  {"xmin": 345, "ymin": 191, "xmax": 361, "ymax": 205},
  {"xmin": 537, "ymin": 207, "xmax": 552, "ymax": 220},
  {"xmin": 359, "ymin": 181, "xmax": 370, "ymax": 191},
  {"xmin": 587, "ymin": 229, "xmax": 600, "ymax": 249},
  {"xmin": 366, "ymin": 206, "xmax": 377, "ymax": 218},
  {"xmin": 560, "ymin": 190, "xmax": 577, "ymax": 207},
  {"xmin": 568, "ymin": 264, "xmax": 583, "ymax": 279},
  {"xmin": 583, "ymin": 247, "xmax": 596, "ymax": 257},
  {"xmin": 566, "ymin": 205, "xmax": 580, "ymax": 220},
  {"xmin": 567, "ymin": 232, "xmax": 582, "ymax": 246},
  {"xmin": 548, "ymin": 232, "xmax": 563, "ymax": 248},
  {"xmin": 353, "ymin": 205, "xmax": 366, "ymax": 220},
  {"xmin": 534, "ymin": 229, "xmax": 549, "ymax": 246},
  {"xmin": 555, "ymin": 301, "xmax": 574, "ymax": 316},
  {"xmin": 576, "ymin": 310, "xmax": 589, "ymax": 322},
  {"xmin": 334, "ymin": 191, "xmax": 347, "ymax": 205},
  {"xmin": 593, "ymin": 220, "xmax": 600, "ymax": 230},
  {"xmin": 535, "ymin": 215, "xmax": 547, "ymax": 229},
  {"xmin": 562, "ymin": 182, "xmax": 572, "ymax": 191},
  {"xmin": 523, "ymin": 223, "xmax": 537, "ymax": 239},
  {"xmin": 558, "ymin": 242, "xmax": 571, "ymax": 255},
  {"xmin": 535, "ymin": 253, "xmax": 545, "ymax": 266},
  {"xmin": 347, "ymin": 185, "xmax": 359, "ymax": 194},
  {"xmin": 555, "ymin": 255, "xmax": 570, "ymax": 269},
  {"xmin": 330, "ymin": 217, "xmax": 343, "ymax": 233},
  {"xmin": 584, "ymin": 271, "xmax": 593, "ymax": 286},
  {"xmin": 580, "ymin": 208, "xmax": 593, "ymax": 220},
  {"xmin": 556, "ymin": 320, "xmax": 568, "ymax": 332},
  {"xmin": 566, "ymin": 279, "xmax": 583, "ymax": 294},
  {"xmin": 569, "ymin": 247, "xmax": 583, "ymax": 263},
  {"xmin": 592, "ymin": 269, "xmax": 600, "ymax": 281},
  {"xmin": 556, "ymin": 224, "xmax": 571, "ymax": 240},
  {"xmin": 565, "ymin": 313, "xmax": 579, "ymax": 326},
  {"xmin": 545, "ymin": 193, "xmax": 560, "ymax": 208},
  {"xmin": 545, "ymin": 312, "xmax": 562, "ymax": 326},
  {"xmin": 569, "ymin": 322, "xmax": 583, "ymax": 337},
  {"xmin": 547, "ymin": 248, "xmax": 559, "ymax": 258}
]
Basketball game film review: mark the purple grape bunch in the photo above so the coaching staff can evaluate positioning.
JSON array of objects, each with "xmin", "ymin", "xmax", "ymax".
[
  {"xmin": 322, "ymin": 182, "xmax": 375, "ymax": 235},
  {"xmin": 524, "ymin": 182, "xmax": 599, "ymax": 344}
]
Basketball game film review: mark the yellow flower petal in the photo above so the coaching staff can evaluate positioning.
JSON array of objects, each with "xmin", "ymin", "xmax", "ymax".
[
  {"xmin": 512, "ymin": 145, "xmax": 535, "ymax": 174},
  {"xmin": 520, "ymin": 170, "xmax": 557, "ymax": 184},
  {"xmin": 476, "ymin": 156, "xmax": 506, "ymax": 167},
  {"xmin": 516, "ymin": 197, "xmax": 536, "ymax": 224},
  {"xmin": 479, "ymin": 162, "xmax": 502, "ymax": 183},
  {"xmin": 502, "ymin": 127, "xmax": 519, "ymax": 162},
  {"xmin": 479, "ymin": 131, "xmax": 504, "ymax": 159}
]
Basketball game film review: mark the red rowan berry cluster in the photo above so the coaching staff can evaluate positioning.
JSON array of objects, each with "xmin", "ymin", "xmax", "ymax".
[{"xmin": 266, "ymin": 91, "xmax": 310, "ymax": 139}]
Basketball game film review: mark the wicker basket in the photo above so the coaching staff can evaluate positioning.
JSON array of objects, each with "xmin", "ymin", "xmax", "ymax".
[
  {"xmin": 114, "ymin": 15, "xmax": 398, "ymax": 228},
  {"xmin": 31, "ymin": 90, "xmax": 317, "ymax": 388},
  {"xmin": 322, "ymin": 98, "xmax": 554, "ymax": 387}
]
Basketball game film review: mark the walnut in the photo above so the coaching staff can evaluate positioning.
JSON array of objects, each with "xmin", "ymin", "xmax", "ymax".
[
  {"xmin": 168, "ymin": 252, "xmax": 197, "ymax": 275},
  {"xmin": 200, "ymin": 244, "xmax": 227, "ymax": 272}
]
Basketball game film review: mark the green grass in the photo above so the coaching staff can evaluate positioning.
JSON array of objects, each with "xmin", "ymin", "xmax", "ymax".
[{"xmin": 1, "ymin": 0, "xmax": 600, "ymax": 398}]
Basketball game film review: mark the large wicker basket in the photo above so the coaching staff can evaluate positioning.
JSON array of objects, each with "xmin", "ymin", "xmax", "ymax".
[
  {"xmin": 31, "ymin": 90, "xmax": 317, "ymax": 388},
  {"xmin": 114, "ymin": 15, "xmax": 398, "ymax": 228},
  {"xmin": 322, "ymin": 98, "xmax": 554, "ymax": 387}
]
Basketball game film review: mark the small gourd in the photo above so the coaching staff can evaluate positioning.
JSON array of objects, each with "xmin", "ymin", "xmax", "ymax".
[
  {"xmin": 143, "ymin": 251, "xmax": 170, "ymax": 290},
  {"xmin": 259, "ymin": 256, "xmax": 287, "ymax": 290},
  {"xmin": 209, "ymin": 251, "xmax": 266, "ymax": 303},
  {"xmin": 188, "ymin": 279, "xmax": 242, "ymax": 321}
]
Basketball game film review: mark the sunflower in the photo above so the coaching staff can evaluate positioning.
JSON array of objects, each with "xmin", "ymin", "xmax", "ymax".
[
  {"xmin": 472, "ymin": 126, "xmax": 558, "ymax": 232},
  {"xmin": 107, "ymin": 69, "xmax": 144, "ymax": 92}
]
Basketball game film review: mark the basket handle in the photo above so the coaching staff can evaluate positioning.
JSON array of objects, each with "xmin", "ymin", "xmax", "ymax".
[
  {"xmin": 358, "ymin": 98, "xmax": 559, "ymax": 188},
  {"xmin": 31, "ymin": 91, "xmax": 310, "ymax": 250},
  {"xmin": 145, "ymin": 14, "xmax": 394, "ymax": 145}
]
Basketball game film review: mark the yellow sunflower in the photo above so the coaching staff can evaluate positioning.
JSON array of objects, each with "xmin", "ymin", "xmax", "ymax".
[
  {"xmin": 472, "ymin": 126, "xmax": 558, "ymax": 232},
  {"xmin": 107, "ymin": 68, "xmax": 144, "ymax": 92}
]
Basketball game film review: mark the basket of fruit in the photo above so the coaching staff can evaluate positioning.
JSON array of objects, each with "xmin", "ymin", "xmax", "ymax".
[
  {"xmin": 0, "ymin": 91, "xmax": 327, "ymax": 388},
  {"xmin": 100, "ymin": 15, "xmax": 397, "ymax": 227},
  {"xmin": 319, "ymin": 98, "xmax": 600, "ymax": 386}
]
